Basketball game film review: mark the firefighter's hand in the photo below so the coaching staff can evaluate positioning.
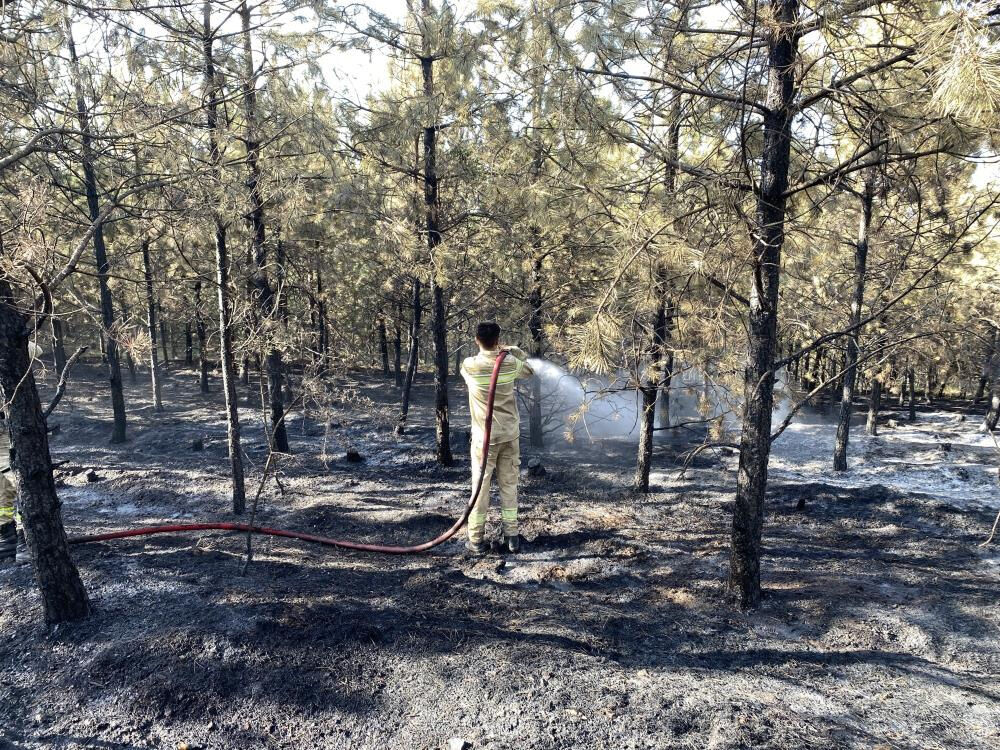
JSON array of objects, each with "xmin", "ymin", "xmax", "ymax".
[{"xmin": 502, "ymin": 346, "xmax": 528, "ymax": 360}]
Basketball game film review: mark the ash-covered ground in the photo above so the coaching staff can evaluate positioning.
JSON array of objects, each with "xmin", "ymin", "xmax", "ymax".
[{"xmin": 1, "ymin": 363, "xmax": 998, "ymax": 749}]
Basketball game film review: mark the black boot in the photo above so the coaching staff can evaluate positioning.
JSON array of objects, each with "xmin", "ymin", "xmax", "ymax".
[
  {"xmin": 0, "ymin": 522, "xmax": 15, "ymax": 561},
  {"xmin": 466, "ymin": 538, "xmax": 487, "ymax": 555},
  {"xmin": 504, "ymin": 534, "xmax": 520, "ymax": 554}
]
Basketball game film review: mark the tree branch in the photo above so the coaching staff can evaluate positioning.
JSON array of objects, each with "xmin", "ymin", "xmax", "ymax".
[{"xmin": 43, "ymin": 346, "xmax": 88, "ymax": 420}]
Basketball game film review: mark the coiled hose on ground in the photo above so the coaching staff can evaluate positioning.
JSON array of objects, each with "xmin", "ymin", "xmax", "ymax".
[{"xmin": 67, "ymin": 351, "xmax": 509, "ymax": 554}]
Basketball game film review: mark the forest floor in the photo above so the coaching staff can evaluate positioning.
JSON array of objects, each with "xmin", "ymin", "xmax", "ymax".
[{"xmin": 1, "ymin": 363, "xmax": 999, "ymax": 750}]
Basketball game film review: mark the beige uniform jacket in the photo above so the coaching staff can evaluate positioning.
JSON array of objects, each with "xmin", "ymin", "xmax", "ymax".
[{"xmin": 461, "ymin": 347, "xmax": 534, "ymax": 446}]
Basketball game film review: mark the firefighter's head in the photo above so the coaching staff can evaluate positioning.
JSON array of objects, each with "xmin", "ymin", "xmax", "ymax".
[{"xmin": 475, "ymin": 321, "xmax": 501, "ymax": 351}]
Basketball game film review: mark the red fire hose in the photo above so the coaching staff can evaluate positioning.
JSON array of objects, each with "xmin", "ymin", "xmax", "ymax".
[{"xmin": 68, "ymin": 351, "xmax": 509, "ymax": 554}]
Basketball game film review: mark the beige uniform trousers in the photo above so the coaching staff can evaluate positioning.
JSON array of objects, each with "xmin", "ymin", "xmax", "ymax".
[
  {"xmin": 468, "ymin": 438, "xmax": 520, "ymax": 543},
  {"xmin": 0, "ymin": 431, "xmax": 16, "ymax": 528}
]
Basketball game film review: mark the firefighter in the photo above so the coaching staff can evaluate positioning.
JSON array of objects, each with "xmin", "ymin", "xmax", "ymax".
[
  {"xmin": 460, "ymin": 322, "xmax": 534, "ymax": 554},
  {"xmin": 1, "ymin": 341, "xmax": 44, "ymax": 565},
  {"xmin": 0, "ymin": 427, "xmax": 24, "ymax": 564}
]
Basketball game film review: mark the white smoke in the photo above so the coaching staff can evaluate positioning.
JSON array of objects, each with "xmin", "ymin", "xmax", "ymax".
[{"xmin": 523, "ymin": 358, "xmax": 798, "ymax": 443}]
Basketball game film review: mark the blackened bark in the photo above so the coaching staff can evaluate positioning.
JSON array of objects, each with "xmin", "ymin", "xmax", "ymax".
[
  {"xmin": 985, "ymin": 347, "xmax": 1000, "ymax": 431},
  {"xmin": 634, "ymin": 291, "xmax": 668, "ymax": 491},
  {"xmin": 316, "ymin": 268, "xmax": 328, "ymax": 373},
  {"xmin": 526, "ymin": 60, "xmax": 548, "ymax": 450},
  {"xmin": 416, "ymin": 15, "xmax": 452, "ymax": 466},
  {"xmin": 184, "ymin": 319, "xmax": 194, "ymax": 367},
  {"xmin": 808, "ymin": 347, "xmax": 823, "ymax": 390},
  {"xmin": 64, "ymin": 13, "xmax": 127, "ymax": 444},
  {"xmin": 907, "ymin": 365, "xmax": 916, "ymax": 421},
  {"xmin": 637, "ymin": 100, "xmax": 680, "ymax": 488},
  {"xmin": 378, "ymin": 315, "xmax": 390, "ymax": 377},
  {"xmin": 528, "ymin": 254, "xmax": 544, "ymax": 448},
  {"xmin": 0, "ymin": 273, "xmax": 89, "ymax": 623},
  {"xmin": 730, "ymin": 0, "xmax": 799, "ymax": 609},
  {"xmin": 974, "ymin": 329, "xmax": 997, "ymax": 404},
  {"xmin": 141, "ymin": 239, "xmax": 163, "ymax": 412},
  {"xmin": 396, "ymin": 278, "xmax": 421, "ymax": 435},
  {"xmin": 657, "ymin": 114, "xmax": 681, "ymax": 431},
  {"xmin": 213, "ymin": 215, "xmax": 245, "ymax": 513},
  {"xmin": 937, "ymin": 361, "xmax": 956, "ymax": 400},
  {"xmin": 50, "ymin": 317, "xmax": 67, "ymax": 374},
  {"xmin": 866, "ymin": 376, "xmax": 881, "ymax": 436},
  {"xmin": 275, "ymin": 232, "xmax": 289, "ymax": 324},
  {"xmin": 194, "ymin": 281, "xmax": 210, "ymax": 394},
  {"xmin": 158, "ymin": 302, "xmax": 170, "ymax": 371},
  {"xmin": 239, "ymin": 2, "xmax": 288, "ymax": 454},
  {"xmin": 658, "ymin": 300, "xmax": 675, "ymax": 429},
  {"xmin": 833, "ymin": 162, "xmax": 875, "ymax": 471},
  {"xmin": 121, "ymin": 305, "xmax": 137, "ymax": 385},
  {"xmin": 204, "ymin": 1, "xmax": 246, "ymax": 514},
  {"xmin": 430, "ymin": 282, "xmax": 452, "ymax": 464},
  {"xmin": 393, "ymin": 304, "xmax": 402, "ymax": 388}
]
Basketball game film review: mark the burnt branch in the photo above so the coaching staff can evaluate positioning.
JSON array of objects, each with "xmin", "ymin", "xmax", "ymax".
[{"xmin": 42, "ymin": 346, "xmax": 87, "ymax": 421}]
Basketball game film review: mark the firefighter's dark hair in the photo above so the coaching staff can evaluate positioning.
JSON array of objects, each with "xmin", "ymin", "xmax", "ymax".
[{"xmin": 475, "ymin": 321, "xmax": 501, "ymax": 349}]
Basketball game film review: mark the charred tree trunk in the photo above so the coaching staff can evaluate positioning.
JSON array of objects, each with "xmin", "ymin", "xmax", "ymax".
[
  {"xmin": 204, "ymin": 1, "xmax": 245, "ymax": 514},
  {"xmin": 634, "ymin": 289, "xmax": 668, "ymax": 492},
  {"xmin": 0, "ymin": 270, "xmax": 89, "ymax": 624},
  {"xmin": 907, "ymin": 365, "xmax": 916, "ymax": 421},
  {"xmin": 239, "ymin": 355, "xmax": 250, "ymax": 387},
  {"xmin": 974, "ymin": 328, "xmax": 997, "ymax": 404},
  {"xmin": 528, "ymin": 254, "xmax": 544, "ymax": 449},
  {"xmin": 158, "ymin": 302, "xmax": 170, "ymax": 371},
  {"xmin": 866, "ymin": 376, "xmax": 881, "ymax": 436},
  {"xmin": 430, "ymin": 281, "xmax": 452, "ymax": 464},
  {"xmin": 935, "ymin": 361, "xmax": 956, "ymax": 400},
  {"xmin": 396, "ymin": 279, "xmax": 421, "ymax": 435},
  {"xmin": 730, "ymin": 0, "xmax": 799, "ymax": 609},
  {"xmin": 393, "ymin": 304, "xmax": 403, "ymax": 388},
  {"xmin": 67, "ymin": 15, "xmax": 129, "ymax": 426},
  {"xmin": 120, "ymin": 305, "xmax": 137, "ymax": 385},
  {"xmin": 50, "ymin": 317, "xmax": 67, "ymax": 374},
  {"xmin": 805, "ymin": 347, "xmax": 823, "ymax": 400},
  {"xmin": 239, "ymin": 2, "xmax": 288, "ymax": 454},
  {"xmin": 658, "ymin": 301, "xmax": 676, "ymax": 429},
  {"xmin": 924, "ymin": 364, "xmax": 935, "ymax": 405},
  {"xmin": 985, "ymin": 348, "xmax": 1000, "ymax": 431},
  {"xmin": 525, "ymin": 62, "xmax": 548, "ymax": 450},
  {"xmin": 379, "ymin": 315, "xmax": 390, "ymax": 377},
  {"xmin": 275, "ymin": 232, "xmax": 289, "ymax": 325},
  {"xmin": 416, "ymin": 20, "xmax": 453, "ymax": 466},
  {"xmin": 184, "ymin": 319, "xmax": 194, "ymax": 367},
  {"xmin": 637, "ymin": 99, "xmax": 681, "ymax": 489},
  {"xmin": 141, "ymin": 239, "xmax": 163, "ymax": 412},
  {"xmin": 316, "ymin": 269, "xmax": 328, "ymax": 374},
  {"xmin": 194, "ymin": 281, "xmax": 210, "ymax": 394},
  {"xmin": 833, "ymin": 157, "xmax": 876, "ymax": 471},
  {"xmin": 65, "ymin": 13, "xmax": 127, "ymax": 444}
]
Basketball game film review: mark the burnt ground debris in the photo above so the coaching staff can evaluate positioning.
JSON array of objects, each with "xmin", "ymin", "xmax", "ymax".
[{"xmin": 0, "ymin": 364, "xmax": 998, "ymax": 749}]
